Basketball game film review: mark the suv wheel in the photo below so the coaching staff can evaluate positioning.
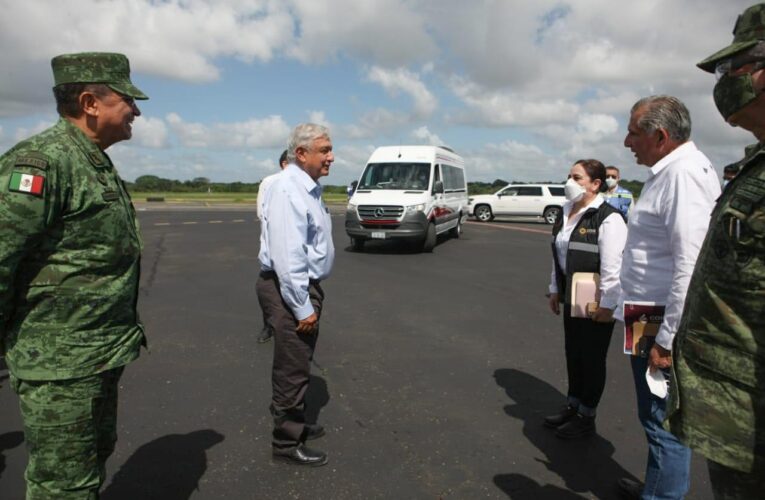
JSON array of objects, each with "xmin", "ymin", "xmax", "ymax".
[
  {"xmin": 474, "ymin": 205, "xmax": 493, "ymax": 222},
  {"xmin": 543, "ymin": 206, "xmax": 561, "ymax": 225}
]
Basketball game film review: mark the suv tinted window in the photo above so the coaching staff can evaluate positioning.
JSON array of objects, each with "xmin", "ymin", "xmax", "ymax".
[
  {"xmin": 500, "ymin": 187, "xmax": 519, "ymax": 196},
  {"xmin": 548, "ymin": 187, "xmax": 564, "ymax": 197},
  {"xmin": 518, "ymin": 186, "xmax": 543, "ymax": 196}
]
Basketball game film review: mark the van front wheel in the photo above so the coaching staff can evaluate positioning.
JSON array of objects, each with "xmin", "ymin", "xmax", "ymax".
[{"xmin": 422, "ymin": 223, "xmax": 437, "ymax": 253}]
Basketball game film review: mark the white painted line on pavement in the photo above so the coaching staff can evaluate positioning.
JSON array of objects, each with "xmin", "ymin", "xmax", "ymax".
[{"xmin": 466, "ymin": 221, "xmax": 549, "ymax": 235}]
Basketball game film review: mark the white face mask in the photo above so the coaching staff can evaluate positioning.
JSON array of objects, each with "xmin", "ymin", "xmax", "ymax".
[
  {"xmin": 564, "ymin": 178, "xmax": 586, "ymax": 202},
  {"xmin": 606, "ymin": 177, "xmax": 618, "ymax": 189}
]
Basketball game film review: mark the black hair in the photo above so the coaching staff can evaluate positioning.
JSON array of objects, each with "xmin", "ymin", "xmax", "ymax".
[{"xmin": 279, "ymin": 149, "xmax": 288, "ymax": 166}]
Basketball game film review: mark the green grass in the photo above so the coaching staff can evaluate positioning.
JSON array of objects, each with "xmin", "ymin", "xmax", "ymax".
[{"xmin": 129, "ymin": 192, "xmax": 348, "ymax": 203}]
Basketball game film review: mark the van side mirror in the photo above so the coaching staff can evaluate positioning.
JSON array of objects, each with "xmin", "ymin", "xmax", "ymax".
[{"xmin": 434, "ymin": 180, "xmax": 444, "ymax": 194}]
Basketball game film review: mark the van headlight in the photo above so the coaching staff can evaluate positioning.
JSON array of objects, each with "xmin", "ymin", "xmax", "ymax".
[
  {"xmin": 346, "ymin": 202, "xmax": 357, "ymax": 212},
  {"xmin": 406, "ymin": 203, "xmax": 425, "ymax": 213}
]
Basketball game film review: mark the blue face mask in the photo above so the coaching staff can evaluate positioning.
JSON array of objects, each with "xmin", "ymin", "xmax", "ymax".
[{"xmin": 722, "ymin": 179, "xmax": 730, "ymax": 188}]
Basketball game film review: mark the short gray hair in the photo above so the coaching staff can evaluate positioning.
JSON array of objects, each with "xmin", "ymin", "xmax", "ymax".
[
  {"xmin": 631, "ymin": 95, "xmax": 691, "ymax": 142},
  {"xmin": 286, "ymin": 123, "xmax": 331, "ymax": 163}
]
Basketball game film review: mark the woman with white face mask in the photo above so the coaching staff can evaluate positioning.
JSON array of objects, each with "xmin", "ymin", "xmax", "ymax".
[{"xmin": 544, "ymin": 159, "xmax": 628, "ymax": 439}]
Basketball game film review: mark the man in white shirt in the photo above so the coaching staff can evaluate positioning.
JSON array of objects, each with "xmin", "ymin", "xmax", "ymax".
[
  {"xmin": 257, "ymin": 124, "xmax": 335, "ymax": 466},
  {"xmin": 255, "ymin": 150, "xmax": 288, "ymax": 343},
  {"xmin": 616, "ymin": 96, "xmax": 721, "ymax": 500}
]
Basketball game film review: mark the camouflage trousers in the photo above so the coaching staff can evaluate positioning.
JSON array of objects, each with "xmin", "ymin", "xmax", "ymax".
[
  {"xmin": 708, "ymin": 459, "xmax": 765, "ymax": 500},
  {"xmin": 10, "ymin": 367, "xmax": 125, "ymax": 500}
]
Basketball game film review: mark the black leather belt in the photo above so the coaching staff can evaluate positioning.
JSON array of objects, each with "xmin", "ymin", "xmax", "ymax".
[{"xmin": 260, "ymin": 270, "xmax": 320, "ymax": 285}]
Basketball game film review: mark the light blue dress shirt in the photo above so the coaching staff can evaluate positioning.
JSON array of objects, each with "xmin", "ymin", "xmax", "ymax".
[{"xmin": 258, "ymin": 164, "xmax": 335, "ymax": 320}]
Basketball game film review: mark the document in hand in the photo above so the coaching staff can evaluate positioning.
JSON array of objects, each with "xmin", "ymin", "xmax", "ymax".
[
  {"xmin": 570, "ymin": 272, "xmax": 600, "ymax": 318},
  {"xmin": 623, "ymin": 302, "xmax": 665, "ymax": 355}
]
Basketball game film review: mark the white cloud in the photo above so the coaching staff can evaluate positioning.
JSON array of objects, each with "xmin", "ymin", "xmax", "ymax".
[
  {"xmin": 132, "ymin": 116, "xmax": 169, "ymax": 149},
  {"xmin": 448, "ymin": 77, "xmax": 580, "ymax": 127},
  {"xmin": 287, "ymin": 0, "xmax": 437, "ymax": 65},
  {"xmin": 367, "ymin": 66, "xmax": 437, "ymax": 117},
  {"xmin": 466, "ymin": 140, "xmax": 558, "ymax": 182},
  {"xmin": 166, "ymin": 112, "xmax": 290, "ymax": 149},
  {"xmin": 14, "ymin": 120, "xmax": 55, "ymax": 142},
  {"xmin": 306, "ymin": 111, "xmax": 332, "ymax": 129},
  {"xmin": 342, "ymin": 109, "xmax": 410, "ymax": 140},
  {"xmin": 0, "ymin": 0, "xmax": 295, "ymax": 115},
  {"xmin": 411, "ymin": 126, "xmax": 443, "ymax": 146}
]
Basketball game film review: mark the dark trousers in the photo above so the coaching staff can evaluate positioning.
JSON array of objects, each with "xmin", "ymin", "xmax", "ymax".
[
  {"xmin": 11, "ymin": 366, "xmax": 124, "ymax": 499},
  {"xmin": 256, "ymin": 273, "xmax": 324, "ymax": 450},
  {"xmin": 562, "ymin": 304, "xmax": 614, "ymax": 411}
]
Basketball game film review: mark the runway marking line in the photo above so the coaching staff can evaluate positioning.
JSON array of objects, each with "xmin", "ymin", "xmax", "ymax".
[
  {"xmin": 208, "ymin": 220, "xmax": 223, "ymax": 224},
  {"xmin": 182, "ymin": 221, "xmax": 198, "ymax": 225},
  {"xmin": 466, "ymin": 221, "xmax": 550, "ymax": 235},
  {"xmin": 231, "ymin": 219, "xmax": 245, "ymax": 223},
  {"xmin": 154, "ymin": 222, "xmax": 171, "ymax": 226}
]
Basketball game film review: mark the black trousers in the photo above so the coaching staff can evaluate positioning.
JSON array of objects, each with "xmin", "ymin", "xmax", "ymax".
[
  {"xmin": 562, "ymin": 304, "xmax": 614, "ymax": 410},
  {"xmin": 256, "ymin": 272, "xmax": 324, "ymax": 450}
]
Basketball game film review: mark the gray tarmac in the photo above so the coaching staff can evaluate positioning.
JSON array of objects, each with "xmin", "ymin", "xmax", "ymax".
[{"xmin": 0, "ymin": 206, "xmax": 712, "ymax": 499}]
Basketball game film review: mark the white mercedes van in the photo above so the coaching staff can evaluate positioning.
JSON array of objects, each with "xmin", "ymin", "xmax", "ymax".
[{"xmin": 345, "ymin": 145, "xmax": 469, "ymax": 252}]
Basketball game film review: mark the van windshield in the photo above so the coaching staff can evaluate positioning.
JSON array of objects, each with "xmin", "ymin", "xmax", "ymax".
[{"xmin": 358, "ymin": 162, "xmax": 431, "ymax": 190}]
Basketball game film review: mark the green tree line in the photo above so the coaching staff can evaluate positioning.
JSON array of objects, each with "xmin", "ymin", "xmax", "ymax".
[{"xmin": 126, "ymin": 174, "xmax": 644, "ymax": 197}]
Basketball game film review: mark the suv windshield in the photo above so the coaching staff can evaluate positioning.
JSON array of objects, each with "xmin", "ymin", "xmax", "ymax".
[{"xmin": 358, "ymin": 162, "xmax": 431, "ymax": 190}]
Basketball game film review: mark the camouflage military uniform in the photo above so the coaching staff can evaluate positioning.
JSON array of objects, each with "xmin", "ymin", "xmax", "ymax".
[
  {"xmin": 666, "ymin": 144, "xmax": 765, "ymax": 497},
  {"xmin": 0, "ymin": 53, "xmax": 147, "ymax": 499},
  {"xmin": 665, "ymin": 5, "xmax": 765, "ymax": 499}
]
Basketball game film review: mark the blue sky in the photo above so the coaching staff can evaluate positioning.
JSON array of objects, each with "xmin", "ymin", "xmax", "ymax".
[{"xmin": 0, "ymin": 0, "xmax": 756, "ymax": 186}]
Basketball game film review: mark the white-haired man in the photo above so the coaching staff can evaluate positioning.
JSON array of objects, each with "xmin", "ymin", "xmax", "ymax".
[{"xmin": 257, "ymin": 123, "xmax": 335, "ymax": 466}]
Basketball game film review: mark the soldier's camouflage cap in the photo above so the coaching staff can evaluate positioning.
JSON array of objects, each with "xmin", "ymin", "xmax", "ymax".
[
  {"xmin": 698, "ymin": 4, "xmax": 765, "ymax": 72},
  {"xmin": 51, "ymin": 52, "xmax": 148, "ymax": 100}
]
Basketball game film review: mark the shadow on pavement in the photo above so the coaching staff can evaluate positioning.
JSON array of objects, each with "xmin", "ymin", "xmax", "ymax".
[
  {"xmin": 0, "ymin": 431, "xmax": 24, "ymax": 480},
  {"xmin": 305, "ymin": 374, "xmax": 330, "ymax": 426},
  {"xmin": 494, "ymin": 474, "xmax": 585, "ymax": 499},
  {"xmin": 101, "ymin": 429, "xmax": 224, "ymax": 500},
  {"xmin": 493, "ymin": 368, "xmax": 638, "ymax": 499}
]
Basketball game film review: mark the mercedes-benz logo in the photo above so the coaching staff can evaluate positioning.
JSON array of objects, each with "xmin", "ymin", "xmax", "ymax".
[{"xmin": 374, "ymin": 207, "xmax": 385, "ymax": 218}]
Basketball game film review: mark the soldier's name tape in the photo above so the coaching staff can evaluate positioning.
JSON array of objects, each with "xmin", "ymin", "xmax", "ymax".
[{"xmin": 9, "ymin": 171, "xmax": 45, "ymax": 196}]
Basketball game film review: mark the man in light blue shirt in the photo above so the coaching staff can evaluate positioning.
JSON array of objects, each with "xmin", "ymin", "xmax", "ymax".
[{"xmin": 256, "ymin": 123, "xmax": 335, "ymax": 467}]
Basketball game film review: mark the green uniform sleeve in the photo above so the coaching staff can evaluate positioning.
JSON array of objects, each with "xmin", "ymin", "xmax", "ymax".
[{"xmin": 0, "ymin": 151, "xmax": 58, "ymax": 339}]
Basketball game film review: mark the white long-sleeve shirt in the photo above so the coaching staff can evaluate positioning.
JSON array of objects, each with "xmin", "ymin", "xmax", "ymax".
[
  {"xmin": 617, "ymin": 141, "xmax": 721, "ymax": 350},
  {"xmin": 258, "ymin": 164, "xmax": 335, "ymax": 320},
  {"xmin": 549, "ymin": 196, "xmax": 628, "ymax": 310}
]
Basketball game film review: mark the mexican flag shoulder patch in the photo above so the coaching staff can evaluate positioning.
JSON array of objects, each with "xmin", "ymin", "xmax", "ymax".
[{"xmin": 9, "ymin": 171, "xmax": 45, "ymax": 196}]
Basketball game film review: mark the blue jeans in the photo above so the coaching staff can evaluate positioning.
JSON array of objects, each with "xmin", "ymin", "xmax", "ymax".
[{"xmin": 630, "ymin": 355, "xmax": 691, "ymax": 500}]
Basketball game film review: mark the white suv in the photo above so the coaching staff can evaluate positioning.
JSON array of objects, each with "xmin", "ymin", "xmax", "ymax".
[{"xmin": 468, "ymin": 184, "xmax": 565, "ymax": 224}]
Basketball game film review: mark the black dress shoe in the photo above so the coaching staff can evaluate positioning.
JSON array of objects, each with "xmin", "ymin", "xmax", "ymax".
[
  {"xmin": 305, "ymin": 424, "xmax": 325, "ymax": 441},
  {"xmin": 272, "ymin": 444, "xmax": 328, "ymax": 467},
  {"xmin": 257, "ymin": 326, "xmax": 274, "ymax": 343},
  {"xmin": 555, "ymin": 413, "xmax": 595, "ymax": 439},
  {"xmin": 543, "ymin": 405, "xmax": 578, "ymax": 428},
  {"xmin": 617, "ymin": 478, "xmax": 643, "ymax": 499}
]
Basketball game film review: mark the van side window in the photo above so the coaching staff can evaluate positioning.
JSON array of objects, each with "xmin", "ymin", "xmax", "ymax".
[{"xmin": 441, "ymin": 164, "xmax": 466, "ymax": 192}]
